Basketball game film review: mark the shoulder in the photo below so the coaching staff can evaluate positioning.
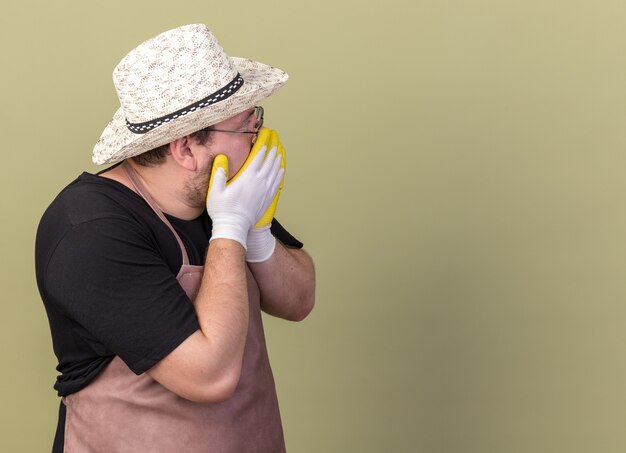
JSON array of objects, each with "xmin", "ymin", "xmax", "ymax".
[
  {"xmin": 36, "ymin": 171, "xmax": 163, "ymax": 245},
  {"xmin": 35, "ymin": 172, "xmax": 160, "ymax": 272},
  {"xmin": 41, "ymin": 172, "xmax": 145, "ymax": 226}
]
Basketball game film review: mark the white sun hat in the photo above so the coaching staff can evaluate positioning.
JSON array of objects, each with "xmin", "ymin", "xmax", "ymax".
[{"xmin": 92, "ymin": 24, "xmax": 288, "ymax": 165}]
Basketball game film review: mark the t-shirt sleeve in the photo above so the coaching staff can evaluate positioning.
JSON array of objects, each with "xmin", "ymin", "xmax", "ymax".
[
  {"xmin": 270, "ymin": 218, "xmax": 303, "ymax": 248},
  {"xmin": 43, "ymin": 217, "xmax": 200, "ymax": 375}
]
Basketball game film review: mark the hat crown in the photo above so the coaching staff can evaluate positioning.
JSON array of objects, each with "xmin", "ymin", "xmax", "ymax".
[{"xmin": 113, "ymin": 24, "xmax": 238, "ymax": 124}]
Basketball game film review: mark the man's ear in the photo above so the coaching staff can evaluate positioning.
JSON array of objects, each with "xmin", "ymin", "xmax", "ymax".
[{"xmin": 168, "ymin": 136, "xmax": 198, "ymax": 170}]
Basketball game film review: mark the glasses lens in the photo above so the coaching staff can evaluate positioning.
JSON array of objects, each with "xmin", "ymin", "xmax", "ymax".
[{"xmin": 255, "ymin": 106, "xmax": 264, "ymax": 132}]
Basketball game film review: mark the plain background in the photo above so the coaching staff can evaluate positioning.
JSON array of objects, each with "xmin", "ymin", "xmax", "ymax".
[{"xmin": 3, "ymin": 1, "xmax": 626, "ymax": 452}]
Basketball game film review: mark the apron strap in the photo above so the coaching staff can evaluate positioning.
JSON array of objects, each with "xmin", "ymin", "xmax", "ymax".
[{"xmin": 121, "ymin": 161, "xmax": 190, "ymax": 267}]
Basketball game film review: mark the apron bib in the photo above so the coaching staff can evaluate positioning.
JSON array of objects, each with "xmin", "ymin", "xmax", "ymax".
[{"xmin": 61, "ymin": 162, "xmax": 285, "ymax": 452}]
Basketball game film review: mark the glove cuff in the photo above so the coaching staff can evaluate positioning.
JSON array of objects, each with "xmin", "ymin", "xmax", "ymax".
[
  {"xmin": 210, "ymin": 215, "xmax": 251, "ymax": 250},
  {"xmin": 246, "ymin": 226, "xmax": 276, "ymax": 263}
]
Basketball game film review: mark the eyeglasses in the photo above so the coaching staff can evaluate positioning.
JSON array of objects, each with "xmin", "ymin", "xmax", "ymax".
[{"xmin": 208, "ymin": 106, "xmax": 264, "ymax": 143}]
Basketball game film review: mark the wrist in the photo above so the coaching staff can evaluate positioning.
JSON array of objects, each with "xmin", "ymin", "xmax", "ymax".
[{"xmin": 246, "ymin": 226, "xmax": 276, "ymax": 262}]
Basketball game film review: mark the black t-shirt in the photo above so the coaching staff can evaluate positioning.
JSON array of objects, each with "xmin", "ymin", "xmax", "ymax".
[{"xmin": 35, "ymin": 171, "xmax": 302, "ymax": 397}]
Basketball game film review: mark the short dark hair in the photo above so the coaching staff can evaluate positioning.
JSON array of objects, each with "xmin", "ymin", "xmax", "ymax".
[{"xmin": 131, "ymin": 128, "xmax": 214, "ymax": 167}]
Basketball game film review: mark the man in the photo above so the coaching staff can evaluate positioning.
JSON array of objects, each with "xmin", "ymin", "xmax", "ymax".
[{"xmin": 35, "ymin": 24, "xmax": 315, "ymax": 452}]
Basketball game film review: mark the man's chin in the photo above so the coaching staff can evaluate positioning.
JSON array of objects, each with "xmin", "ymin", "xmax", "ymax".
[{"xmin": 184, "ymin": 173, "xmax": 210, "ymax": 210}]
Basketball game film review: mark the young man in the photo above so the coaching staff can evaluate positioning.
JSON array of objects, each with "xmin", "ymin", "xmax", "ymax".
[{"xmin": 35, "ymin": 24, "xmax": 315, "ymax": 452}]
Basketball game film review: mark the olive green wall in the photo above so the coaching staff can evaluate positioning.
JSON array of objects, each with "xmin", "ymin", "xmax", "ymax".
[{"xmin": 3, "ymin": 1, "xmax": 626, "ymax": 452}]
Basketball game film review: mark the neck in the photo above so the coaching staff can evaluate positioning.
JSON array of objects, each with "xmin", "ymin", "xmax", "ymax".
[{"xmin": 102, "ymin": 160, "xmax": 204, "ymax": 221}]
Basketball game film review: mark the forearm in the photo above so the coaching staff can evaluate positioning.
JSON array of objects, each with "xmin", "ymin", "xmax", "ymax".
[
  {"xmin": 193, "ymin": 239, "xmax": 249, "ymax": 379},
  {"xmin": 249, "ymin": 240, "xmax": 316, "ymax": 321},
  {"xmin": 146, "ymin": 238, "xmax": 250, "ymax": 402}
]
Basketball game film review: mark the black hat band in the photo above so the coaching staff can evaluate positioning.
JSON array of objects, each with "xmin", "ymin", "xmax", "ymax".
[{"xmin": 125, "ymin": 73, "xmax": 244, "ymax": 134}]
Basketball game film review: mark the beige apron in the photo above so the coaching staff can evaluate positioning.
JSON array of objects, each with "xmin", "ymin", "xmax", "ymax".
[{"xmin": 61, "ymin": 163, "xmax": 285, "ymax": 452}]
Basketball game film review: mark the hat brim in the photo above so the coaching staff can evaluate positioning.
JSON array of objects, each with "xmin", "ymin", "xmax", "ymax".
[{"xmin": 92, "ymin": 57, "xmax": 288, "ymax": 165}]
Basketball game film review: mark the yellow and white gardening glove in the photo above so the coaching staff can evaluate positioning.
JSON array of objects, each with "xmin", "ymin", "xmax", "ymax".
[
  {"xmin": 245, "ymin": 129, "xmax": 286, "ymax": 262},
  {"xmin": 206, "ymin": 131, "xmax": 284, "ymax": 250}
]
